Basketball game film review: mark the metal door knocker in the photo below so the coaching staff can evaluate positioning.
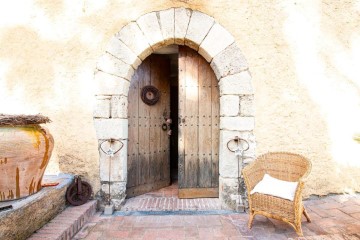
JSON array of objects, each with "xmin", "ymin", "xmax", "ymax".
[{"xmin": 141, "ymin": 85, "xmax": 160, "ymax": 105}]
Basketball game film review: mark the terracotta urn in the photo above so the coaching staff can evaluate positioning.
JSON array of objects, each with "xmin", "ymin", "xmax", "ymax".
[{"xmin": 0, "ymin": 115, "xmax": 54, "ymax": 201}]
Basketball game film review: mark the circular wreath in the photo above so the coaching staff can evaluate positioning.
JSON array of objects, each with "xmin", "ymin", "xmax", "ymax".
[{"xmin": 141, "ymin": 85, "xmax": 160, "ymax": 105}]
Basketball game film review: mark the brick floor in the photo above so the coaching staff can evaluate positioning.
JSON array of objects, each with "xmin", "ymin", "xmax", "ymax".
[
  {"xmin": 121, "ymin": 182, "xmax": 222, "ymax": 211},
  {"xmin": 72, "ymin": 188, "xmax": 360, "ymax": 240}
]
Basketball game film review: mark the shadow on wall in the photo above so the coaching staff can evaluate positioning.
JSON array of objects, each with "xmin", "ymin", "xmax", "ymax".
[
  {"xmin": 282, "ymin": 1, "xmax": 360, "ymax": 195},
  {"xmin": 0, "ymin": 17, "xmax": 100, "ymax": 189}
]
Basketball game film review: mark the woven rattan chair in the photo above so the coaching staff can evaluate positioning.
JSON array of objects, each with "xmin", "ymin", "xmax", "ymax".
[{"xmin": 242, "ymin": 152, "xmax": 312, "ymax": 236}]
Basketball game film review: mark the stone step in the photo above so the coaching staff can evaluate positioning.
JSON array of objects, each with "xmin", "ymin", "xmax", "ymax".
[{"xmin": 28, "ymin": 200, "xmax": 97, "ymax": 240}]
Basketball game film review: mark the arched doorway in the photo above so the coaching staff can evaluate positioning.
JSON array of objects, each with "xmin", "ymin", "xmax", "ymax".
[
  {"xmin": 94, "ymin": 8, "xmax": 255, "ymax": 210},
  {"xmin": 126, "ymin": 46, "xmax": 220, "ymax": 199}
]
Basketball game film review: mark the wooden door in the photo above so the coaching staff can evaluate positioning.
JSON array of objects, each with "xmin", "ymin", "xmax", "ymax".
[
  {"xmin": 127, "ymin": 55, "xmax": 171, "ymax": 197},
  {"xmin": 178, "ymin": 46, "xmax": 220, "ymax": 198}
]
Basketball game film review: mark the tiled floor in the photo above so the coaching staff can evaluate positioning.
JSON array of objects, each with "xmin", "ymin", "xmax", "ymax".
[
  {"xmin": 121, "ymin": 182, "xmax": 222, "ymax": 211},
  {"xmin": 74, "ymin": 186, "xmax": 360, "ymax": 240}
]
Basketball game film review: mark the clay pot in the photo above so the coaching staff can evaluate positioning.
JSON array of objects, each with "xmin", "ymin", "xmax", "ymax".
[{"xmin": 0, "ymin": 125, "xmax": 54, "ymax": 201}]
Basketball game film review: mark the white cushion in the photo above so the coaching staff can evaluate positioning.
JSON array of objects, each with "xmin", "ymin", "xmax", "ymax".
[{"xmin": 250, "ymin": 174, "xmax": 298, "ymax": 201}]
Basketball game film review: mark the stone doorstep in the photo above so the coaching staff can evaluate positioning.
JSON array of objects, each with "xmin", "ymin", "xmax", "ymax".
[{"xmin": 28, "ymin": 200, "xmax": 97, "ymax": 240}]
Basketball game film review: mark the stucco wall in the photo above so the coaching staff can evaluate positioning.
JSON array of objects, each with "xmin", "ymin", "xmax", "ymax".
[{"xmin": 0, "ymin": 0, "xmax": 359, "ymax": 197}]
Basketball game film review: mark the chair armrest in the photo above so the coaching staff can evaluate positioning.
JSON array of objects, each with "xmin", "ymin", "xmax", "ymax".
[{"xmin": 242, "ymin": 160, "xmax": 265, "ymax": 192}]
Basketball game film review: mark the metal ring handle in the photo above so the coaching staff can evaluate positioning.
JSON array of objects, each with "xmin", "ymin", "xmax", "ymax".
[
  {"xmin": 226, "ymin": 138, "xmax": 250, "ymax": 152},
  {"xmin": 100, "ymin": 139, "xmax": 124, "ymax": 155}
]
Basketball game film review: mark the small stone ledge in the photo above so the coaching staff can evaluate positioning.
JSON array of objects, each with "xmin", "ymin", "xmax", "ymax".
[{"xmin": 0, "ymin": 174, "xmax": 74, "ymax": 240}]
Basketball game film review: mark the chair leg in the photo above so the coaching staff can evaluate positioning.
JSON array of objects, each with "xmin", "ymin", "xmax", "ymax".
[
  {"xmin": 303, "ymin": 207, "xmax": 311, "ymax": 223},
  {"xmin": 294, "ymin": 219, "xmax": 303, "ymax": 237},
  {"xmin": 248, "ymin": 211, "xmax": 255, "ymax": 229}
]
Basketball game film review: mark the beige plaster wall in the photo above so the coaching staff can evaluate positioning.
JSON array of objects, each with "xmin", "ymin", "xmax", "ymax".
[{"xmin": 0, "ymin": 0, "xmax": 359, "ymax": 197}]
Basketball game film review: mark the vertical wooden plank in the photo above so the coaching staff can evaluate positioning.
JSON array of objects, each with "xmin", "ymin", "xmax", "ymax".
[
  {"xmin": 198, "ymin": 55, "xmax": 213, "ymax": 188},
  {"xmin": 138, "ymin": 59, "xmax": 151, "ymax": 186},
  {"xmin": 211, "ymin": 63, "xmax": 220, "ymax": 188},
  {"xmin": 184, "ymin": 48, "xmax": 199, "ymax": 188},
  {"xmin": 127, "ymin": 64, "xmax": 139, "ymax": 188},
  {"xmin": 148, "ymin": 56, "xmax": 158, "ymax": 183},
  {"xmin": 149, "ymin": 55, "xmax": 163, "ymax": 182},
  {"xmin": 178, "ymin": 46, "xmax": 186, "ymax": 188},
  {"xmin": 158, "ymin": 56, "xmax": 170, "ymax": 182}
]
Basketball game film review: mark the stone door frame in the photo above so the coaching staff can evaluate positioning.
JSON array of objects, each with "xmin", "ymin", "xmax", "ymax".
[{"xmin": 93, "ymin": 7, "xmax": 255, "ymax": 210}]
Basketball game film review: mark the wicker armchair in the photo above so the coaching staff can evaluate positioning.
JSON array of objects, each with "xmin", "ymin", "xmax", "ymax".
[{"xmin": 242, "ymin": 152, "xmax": 312, "ymax": 236}]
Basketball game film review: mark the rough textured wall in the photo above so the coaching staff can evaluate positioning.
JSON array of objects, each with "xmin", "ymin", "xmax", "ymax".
[{"xmin": 0, "ymin": 0, "xmax": 359, "ymax": 196}]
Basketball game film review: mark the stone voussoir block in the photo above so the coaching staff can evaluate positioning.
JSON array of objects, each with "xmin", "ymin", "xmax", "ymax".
[
  {"xmin": 185, "ymin": 10, "xmax": 214, "ymax": 51},
  {"xmin": 158, "ymin": 8, "xmax": 175, "ymax": 45},
  {"xmin": 136, "ymin": 12, "xmax": 164, "ymax": 51},
  {"xmin": 199, "ymin": 23, "xmax": 234, "ymax": 62},
  {"xmin": 116, "ymin": 22, "xmax": 153, "ymax": 60},
  {"xmin": 94, "ymin": 118, "xmax": 128, "ymax": 139},
  {"xmin": 220, "ymin": 116, "xmax": 255, "ymax": 131},
  {"xmin": 211, "ymin": 42, "xmax": 248, "ymax": 79},
  {"xmin": 94, "ymin": 71, "xmax": 130, "ymax": 96},
  {"xmin": 220, "ymin": 95, "xmax": 240, "ymax": 117},
  {"xmin": 219, "ymin": 71, "xmax": 253, "ymax": 95},
  {"xmin": 99, "ymin": 139, "xmax": 127, "ymax": 182},
  {"xmin": 174, "ymin": 8, "xmax": 192, "ymax": 45},
  {"xmin": 96, "ymin": 53, "xmax": 134, "ymax": 81},
  {"xmin": 106, "ymin": 36, "xmax": 142, "ymax": 69},
  {"xmin": 111, "ymin": 95, "xmax": 127, "ymax": 118},
  {"xmin": 93, "ymin": 96, "xmax": 111, "ymax": 118}
]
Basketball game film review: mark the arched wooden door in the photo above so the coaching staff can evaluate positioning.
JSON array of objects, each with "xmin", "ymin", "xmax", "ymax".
[
  {"xmin": 178, "ymin": 46, "xmax": 219, "ymax": 198},
  {"xmin": 127, "ymin": 47, "xmax": 219, "ymax": 199},
  {"xmin": 127, "ymin": 55, "xmax": 171, "ymax": 197}
]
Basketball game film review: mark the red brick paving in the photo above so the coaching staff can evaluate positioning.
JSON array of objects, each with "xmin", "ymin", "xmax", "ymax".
[
  {"xmin": 71, "ymin": 193, "xmax": 360, "ymax": 240},
  {"xmin": 121, "ymin": 182, "xmax": 222, "ymax": 211}
]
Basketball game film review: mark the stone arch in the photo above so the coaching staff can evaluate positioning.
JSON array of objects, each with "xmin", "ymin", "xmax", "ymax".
[{"xmin": 93, "ymin": 7, "xmax": 255, "ymax": 210}]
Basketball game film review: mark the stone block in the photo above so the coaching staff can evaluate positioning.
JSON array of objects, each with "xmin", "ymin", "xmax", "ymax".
[
  {"xmin": 220, "ymin": 116, "xmax": 255, "ymax": 131},
  {"xmin": 99, "ymin": 139, "xmax": 127, "ymax": 182},
  {"xmin": 219, "ymin": 71, "xmax": 253, "ymax": 95},
  {"xmin": 106, "ymin": 37, "xmax": 141, "ymax": 69},
  {"xmin": 94, "ymin": 96, "xmax": 111, "ymax": 118},
  {"xmin": 158, "ymin": 8, "xmax": 175, "ymax": 45},
  {"xmin": 220, "ymin": 95, "xmax": 239, "ymax": 117},
  {"xmin": 111, "ymin": 95, "xmax": 127, "ymax": 118},
  {"xmin": 211, "ymin": 43, "xmax": 248, "ymax": 79},
  {"xmin": 199, "ymin": 23, "xmax": 234, "ymax": 62},
  {"xmin": 174, "ymin": 8, "xmax": 192, "ymax": 45},
  {"xmin": 94, "ymin": 118, "xmax": 128, "ymax": 139},
  {"xmin": 185, "ymin": 11, "xmax": 214, "ymax": 51},
  {"xmin": 240, "ymin": 95, "xmax": 255, "ymax": 117},
  {"xmin": 100, "ymin": 181, "xmax": 126, "ymax": 209},
  {"xmin": 96, "ymin": 53, "xmax": 134, "ymax": 80},
  {"xmin": 137, "ymin": 12, "xmax": 164, "ymax": 50},
  {"xmin": 219, "ymin": 176, "xmax": 238, "ymax": 210},
  {"xmin": 116, "ymin": 22, "xmax": 152, "ymax": 60},
  {"xmin": 94, "ymin": 71, "xmax": 130, "ymax": 96},
  {"xmin": 219, "ymin": 130, "xmax": 241, "ymax": 178}
]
